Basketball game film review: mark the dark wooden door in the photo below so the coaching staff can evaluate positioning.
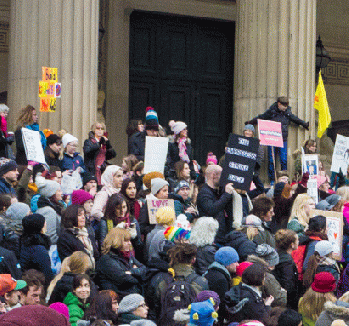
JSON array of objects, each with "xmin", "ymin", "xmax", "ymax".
[{"xmin": 129, "ymin": 11, "xmax": 235, "ymax": 165}]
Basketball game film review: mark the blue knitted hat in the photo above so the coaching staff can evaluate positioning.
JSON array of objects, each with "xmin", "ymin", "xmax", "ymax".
[{"xmin": 215, "ymin": 247, "xmax": 239, "ymax": 266}]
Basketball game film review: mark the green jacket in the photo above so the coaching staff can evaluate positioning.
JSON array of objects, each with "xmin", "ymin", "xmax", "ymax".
[
  {"xmin": 63, "ymin": 292, "xmax": 90, "ymax": 326},
  {"xmin": 119, "ymin": 313, "xmax": 143, "ymax": 324}
]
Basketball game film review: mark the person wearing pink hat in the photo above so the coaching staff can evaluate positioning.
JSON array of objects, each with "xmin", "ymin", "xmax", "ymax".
[
  {"xmin": 299, "ymin": 272, "xmax": 337, "ymax": 326},
  {"xmin": 71, "ymin": 189, "xmax": 94, "ymax": 222}
]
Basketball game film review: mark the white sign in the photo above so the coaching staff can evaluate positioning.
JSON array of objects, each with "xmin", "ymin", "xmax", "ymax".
[
  {"xmin": 21, "ymin": 128, "xmax": 46, "ymax": 164},
  {"xmin": 144, "ymin": 136, "xmax": 169, "ymax": 175},
  {"xmin": 331, "ymin": 134, "xmax": 349, "ymax": 173}
]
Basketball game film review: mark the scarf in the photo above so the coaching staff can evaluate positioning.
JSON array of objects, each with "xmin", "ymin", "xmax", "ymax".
[
  {"xmin": 106, "ymin": 213, "xmax": 131, "ymax": 233},
  {"xmin": 71, "ymin": 227, "xmax": 95, "ymax": 268},
  {"xmin": 93, "ymin": 137, "xmax": 106, "ymax": 186},
  {"xmin": 25, "ymin": 123, "xmax": 47, "ymax": 149},
  {"xmin": 178, "ymin": 137, "xmax": 190, "ymax": 163},
  {"xmin": 120, "ymin": 250, "xmax": 135, "ymax": 260}
]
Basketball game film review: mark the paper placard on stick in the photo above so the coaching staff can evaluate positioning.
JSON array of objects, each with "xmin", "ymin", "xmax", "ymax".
[
  {"xmin": 21, "ymin": 128, "xmax": 46, "ymax": 164},
  {"xmin": 258, "ymin": 119, "xmax": 283, "ymax": 147},
  {"xmin": 220, "ymin": 133, "xmax": 259, "ymax": 191},
  {"xmin": 144, "ymin": 136, "xmax": 169, "ymax": 174},
  {"xmin": 331, "ymin": 134, "xmax": 349, "ymax": 173},
  {"xmin": 307, "ymin": 178, "xmax": 319, "ymax": 204},
  {"xmin": 311, "ymin": 209, "xmax": 343, "ymax": 260},
  {"xmin": 302, "ymin": 154, "xmax": 319, "ymax": 176},
  {"xmin": 147, "ymin": 199, "xmax": 175, "ymax": 224}
]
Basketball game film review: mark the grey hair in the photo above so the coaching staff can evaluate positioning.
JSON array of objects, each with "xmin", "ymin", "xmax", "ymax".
[
  {"xmin": 190, "ymin": 216, "xmax": 219, "ymax": 247},
  {"xmin": 0, "ymin": 104, "xmax": 9, "ymax": 113}
]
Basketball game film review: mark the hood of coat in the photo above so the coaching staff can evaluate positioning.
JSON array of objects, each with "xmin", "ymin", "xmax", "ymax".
[
  {"xmin": 247, "ymin": 255, "xmax": 268, "ymax": 268},
  {"xmin": 207, "ymin": 261, "xmax": 231, "ymax": 279},
  {"xmin": 324, "ymin": 300, "xmax": 349, "ymax": 318}
]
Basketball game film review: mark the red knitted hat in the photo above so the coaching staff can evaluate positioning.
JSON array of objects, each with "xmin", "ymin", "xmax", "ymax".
[
  {"xmin": 71, "ymin": 189, "xmax": 94, "ymax": 205},
  {"xmin": 236, "ymin": 262, "xmax": 253, "ymax": 277},
  {"xmin": 311, "ymin": 272, "xmax": 336, "ymax": 293}
]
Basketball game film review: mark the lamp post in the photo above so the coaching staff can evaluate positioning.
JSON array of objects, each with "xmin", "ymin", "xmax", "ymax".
[{"xmin": 315, "ymin": 36, "xmax": 331, "ymax": 78}]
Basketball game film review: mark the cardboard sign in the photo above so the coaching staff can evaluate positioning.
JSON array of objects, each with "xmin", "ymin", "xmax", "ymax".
[
  {"xmin": 311, "ymin": 209, "xmax": 343, "ymax": 260},
  {"xmin": 220, "ymin": 133, "xmax": 259, "ymax": 191},
  {"xmin": 303, "ymin": 154, "xmax": 319, "ymax": 204},
  {"xmin": 144, "ymin": 136, "xmax": 169, "ymax": 175},
  {"xmin": 331, "ymin": 134, "xmax": 349, "ymax": 173},
  {"xmin": 39, "ymin": 67, "xmax": 60, "ymax": 112},
  {"xmin": 21, "ymin": 128, "xmax": 46, "ymax": 164},
  {"xmin": 258, "ymin": 119, "xmax": 284, "ymax": 148},
  {"xmin": 147, "ymin": 199, "xmax": 175, "ymax": 224}
]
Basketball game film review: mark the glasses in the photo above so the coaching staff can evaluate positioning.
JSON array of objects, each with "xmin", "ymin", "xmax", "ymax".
[
  {"xmin": 95, "ymin": 126, "xmax": 105, "ymax": 130},
  {"xmin": 138, "ymin": 303, "xmax": 148, "ymax": 308},
  {"xmin": 68, "ymin": 143, "xmax": 78, "ymax": 147}
]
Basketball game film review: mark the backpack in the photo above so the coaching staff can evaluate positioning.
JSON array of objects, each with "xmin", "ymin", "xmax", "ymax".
[{"xmin": 158, "ymin": 273, "xmax": 199, "ymax": 326}]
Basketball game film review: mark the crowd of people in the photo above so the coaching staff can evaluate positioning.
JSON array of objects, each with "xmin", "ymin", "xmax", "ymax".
[{"xmin": 0, "ymin": 99, "xmax": 347, "ymax": 326}]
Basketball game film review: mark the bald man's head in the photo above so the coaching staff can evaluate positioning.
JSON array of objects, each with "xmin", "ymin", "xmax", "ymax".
[{"xmin": 205, "ymin": 165, "xmax": 222, "ymax": 188}]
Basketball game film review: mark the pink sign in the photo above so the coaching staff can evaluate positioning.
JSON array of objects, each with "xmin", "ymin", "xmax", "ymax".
[{"xmin": 258, "ymin": 119, "xmax": 284, "ymax": 148}]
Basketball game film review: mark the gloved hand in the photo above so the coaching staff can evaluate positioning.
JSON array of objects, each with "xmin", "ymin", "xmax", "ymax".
[
  {"xmin": 299, "ymin": 171, "xmax": 309, "ymax": 188},
  {"xmin": 99, "ymin": 137, "xmax": 106, "ymax": 145},
  {"xmin": 128, "ymin": 225, "xmax": 137, "ymax": 239},
  {"xmin": 304, "ymin": 122, "xmax": 310, "ymax": 130}
]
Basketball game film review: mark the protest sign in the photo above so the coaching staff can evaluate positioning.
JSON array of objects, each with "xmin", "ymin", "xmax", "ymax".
[
  {"xmin": 21, "ymin": 128, "xmax": 46, "ymax": 164},
  {"xmin": 144, "ymin": 136, "xmax": 169, "ymax": 175},
  {"xmin": 302, "ymin": 154, "xmax": 319, "ymax": 203},
  {"xmin": 39, "ymin": 67, "xmax": 60, "ymax": 112},
  {"xmin": 220, "ymin": 133, "xmax": 259, "ymax": 191},
  {"xmin": 331, "ymin": 134, "xmax": 349, "ymax": 173},
  {"xmin": 147, "ymin": 199, "xmax": 175, "ymax": 224},
  {"xmin": 311, "ymin": 209, "xmax": 343, "ymax": 260},
  {"xmin": 258, "ymin": 119, "xmax": 283, "ymax": 147}
]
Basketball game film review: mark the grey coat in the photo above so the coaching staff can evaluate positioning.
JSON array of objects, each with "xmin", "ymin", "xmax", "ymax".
[{"xmin": 315, "ymin": 300, "xmax": 349, "ymax": 326}]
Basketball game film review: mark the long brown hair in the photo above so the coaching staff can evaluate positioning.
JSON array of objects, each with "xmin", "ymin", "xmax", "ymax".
[{"xmin": 16, "ymin": 105, "xmax": 36, "ymax": 128}]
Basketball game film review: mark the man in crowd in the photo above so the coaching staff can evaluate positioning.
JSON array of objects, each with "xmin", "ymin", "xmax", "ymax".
[{"xmin": 0, "ymin": 158, "xmax": 18, "ymax": 195}]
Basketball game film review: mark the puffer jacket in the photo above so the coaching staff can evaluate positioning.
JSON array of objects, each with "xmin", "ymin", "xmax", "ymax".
[
  {"xmin": 247, "ymin": 255, "xmax": 287, "ymax": 307},
  {"xmin": 64, "ymin": 292, "xmax": 90, "ymax": 326},
  {"xmin": 249, "ymin": 102, "xmax": 308, "ymax": 141},
  {"xmin": 225, "ymin": 231, "xmax": 257, "ymax": 262},
  {"xmin": 315, "ymin": 300, "xmax": 349, "ymax": 326}
]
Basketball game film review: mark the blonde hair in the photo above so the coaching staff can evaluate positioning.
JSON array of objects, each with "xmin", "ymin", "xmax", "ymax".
[
  {"xmin": 46, "ymin": 251, "xmax": 92, "ymax": 299},
  {"xmin": 336, "ymin": 186, "xmax": 349, "ymax": 202},
  {"xmin": 101, "ymin": 228, "xmax": 131, "ymax": 255},
  {"xmin": 91, "ymin": 122, "xmax": 106, "ymax": 132},
  {"xmin": 16, "ymin": 105, "xmax": 36, "ymax": 128},
  {"xmin": 289, "ymin": 193, "xmax": 314, "ymax": 227},
  {"xmin": 298, "ymin": 287, "xmax": 336, "ymax": 320}
]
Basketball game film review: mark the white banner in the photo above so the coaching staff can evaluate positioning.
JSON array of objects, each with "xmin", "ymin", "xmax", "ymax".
[
  {"xmin": 21, "ymin": 128, "xmax": 46, "ymax": 164},
  {"xmin": 331, "ymin": 134, "xmax": 349, "ymax": 173},
  {"xmin": 144, "ymin": 136, "xmax": 169, "ymax": 175}
]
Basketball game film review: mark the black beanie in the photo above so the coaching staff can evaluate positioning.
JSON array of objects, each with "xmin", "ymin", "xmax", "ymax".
[
  {"xmin": 274, "ymin": 182, "xmax": 286, "ymax": 198},
  {"xmin": 82, "ymin": 172, "xmax": 97, "ymax": 186},
  {"xmin": 22, "ymin": 214, "xmax": 46, "ymax": 234}
]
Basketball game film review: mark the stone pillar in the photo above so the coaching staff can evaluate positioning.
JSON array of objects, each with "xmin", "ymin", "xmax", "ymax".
[
  {"xmin": 234, "ymin": 0, "xmax": 317, "ymax": 177},
  {"xmin": 8, "ymin": 0, "xmax": 99, "ymax": 148}
]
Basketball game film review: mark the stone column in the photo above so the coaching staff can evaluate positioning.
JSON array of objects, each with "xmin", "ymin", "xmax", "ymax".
[
  {"xmin": 234, "ymin": 0, "xmax": 317, "ymax": 176},
  {"xmin": 8, "ymin": 0, "xmax": 99, "ymax": 147}
]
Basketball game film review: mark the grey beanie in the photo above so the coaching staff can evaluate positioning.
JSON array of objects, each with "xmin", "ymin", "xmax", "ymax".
[
  {"xmin": 151, "ymin": 178, "xmax": 169, "ymax": 195},
  {"xmin": 243, "ymin": 124, "xmax": 255, "ymax": 134},
  {"xmin": 118, "ymin": 294, "xmax": 145, "ymax": 314},
  {"xmin": 255, "ymin": 244, "xmax": 279, "ymax": 267},
  {"xmin": 37, "ymin": 179, "xmax": 60, "ymax": 198},
  {"xmin": 6, "ymin": 202, "xmax": 31, "ymax": 220},
  {"xmin": 326, "ymin": 194, "xmax": 341, "ymax": 208},
  {"xmin": 315, "ymin": 200, "xmax": 332, "ymax": 211},
  {"xmin": 130, "ymin": 321, "xmax": 157, "ymax": 326}
]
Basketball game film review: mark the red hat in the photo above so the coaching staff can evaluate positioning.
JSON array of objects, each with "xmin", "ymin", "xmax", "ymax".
[
  {"xmin": 236, "ymin": 262, "xmax": 253, "ymax": 277},
  {"xmin": 311, "ymin": 272, "xmax": 336, "ymax": 293},
  {"xmin": 71, "ymin": 189, "xmax": 94, "ymax": 205}
]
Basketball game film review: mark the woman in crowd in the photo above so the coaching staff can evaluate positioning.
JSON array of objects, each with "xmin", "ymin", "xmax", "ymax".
[
  {"xmin": 60, "ymin": 133, "xmax": 85, "ymax": 172},
  {"xmin": 83, "ymin": 122, "xmax": 116, "ymax": 186},
  {"xmin": 118, "ymin": 294, "xmax": 150, "ymax": 325},
  {"xmin": 287, "ymin": 193, "xmax": 315, "ymax": 242},
  {"xmin": 98, "ymin": 193, "xmax": 143, "ymax": 258},
  {"xmin": 48, "ymin": 251, "xmax": 97, "ymax": 304},
  {"xmin": 64, "ymin": 274, "xmax": 91, "ymax": 326},
  {"xmin": 35, "ymin": 175, "xmax": 64, "ymax": 245},
  {"xmin": 19, "ymin": 213, "xmax": 53, "ymax": 289},
  {"xmin": 15, "ymin": 105, "xmax": 46, "ymax": 166},
  {"xmin": 299, "ymin": 272, "xmax": 337, "ymax": 326},
  {"xmin": 57, "ymin": 204, "xmax": 99, "ymax": 265},
  {"xmin": 189, "ymin": 216, "xmax": 219, "ymax": 275},
  {"xmin": 122, "ymin": 154, "xmax": 138, "ymax": 179},
  {"xmin": 274, "ymin": 229, "xmax": 299, "ymax": 310},
  {"xmin": 91, "ymin": 165, "xmax": 123, "ymax": 221},
  {"xmin": 96, "ymin": 228, "xmax": 146, "ymax": 297},
  {"xmin": 120, "ymin": 178, "xmax": 141, "ymax": 220},
  {"xmin": 293, "ymin": 139, "xmax": 317, "ymax": 180},
  {"xmin": 84, "ymin": 290, "xmax": 119, "ymax": 325},
  {"xmin": 225, "ymin": 262, "xmax": 273, "ymax": 325},
  {"xmin": 127, "ymin": 119, "xmax": 144, "ymax": 154}
]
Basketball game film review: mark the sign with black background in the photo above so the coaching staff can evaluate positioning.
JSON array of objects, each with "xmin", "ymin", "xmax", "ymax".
[{"xmin": 220, "ymin": 133, "xmax": 259, "ymax": 191}]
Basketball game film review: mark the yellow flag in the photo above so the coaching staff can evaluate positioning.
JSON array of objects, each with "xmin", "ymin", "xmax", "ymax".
[{"xmin": 314, "ymin": 71, "xmax": 331, "ymax": 138}]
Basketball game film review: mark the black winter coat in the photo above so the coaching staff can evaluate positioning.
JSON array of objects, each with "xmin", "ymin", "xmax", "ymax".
[
  {"xmin": 205, "ymin": 261, "xmax": 231, "ymax": 324},
  {"xmin": 249, "ymin": 102, "xmax": 308, "ymax": 141},
  {"xmin": 44, "ymin": 146, "xmax": 60, "ymax": 167},
  {"xmin": 139, "ymin": 202, "xmax": 155, "ymax": 237},
  {"xmin": 83, "ymin": 132, "xmax": 116, "ymax": 175},
  {"xmin": 197, "ymin": 184, "xmax": 233, "ymax": 245},
  {"xmin": 128, "ymin": 131, "xmax": 146, "ymax": 161},
  {"xmin": 195, "ymin": 245, "xmax": 217, "ymax": 275},
  {"xmin": 274, "ymin": 250, "xmax": 299, "ymax": 310},
  {"xmin": 0, "ymin": 246, "xmax": 22, "ymax": 279},
  {"xmin": 49, "ymin": 272, "xmax": 98, "ymax": 305},
  {"xmin": 225, "ymin": 231, "xmax": 257, "ymax": 262},
  {"xmin": 96, "ymin": 250, "xmax": 147, "ymax": 297},
  {"xmin": 57, "ymin": 227, "xmax": 99, "ymax": 263},
  {"xmin": 167, "ymin": 140, "xmax": 193, "ymax": 170},
  {"xmin": 225, "ymin": 283, "xmax": 271, "ymax": 325}
]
